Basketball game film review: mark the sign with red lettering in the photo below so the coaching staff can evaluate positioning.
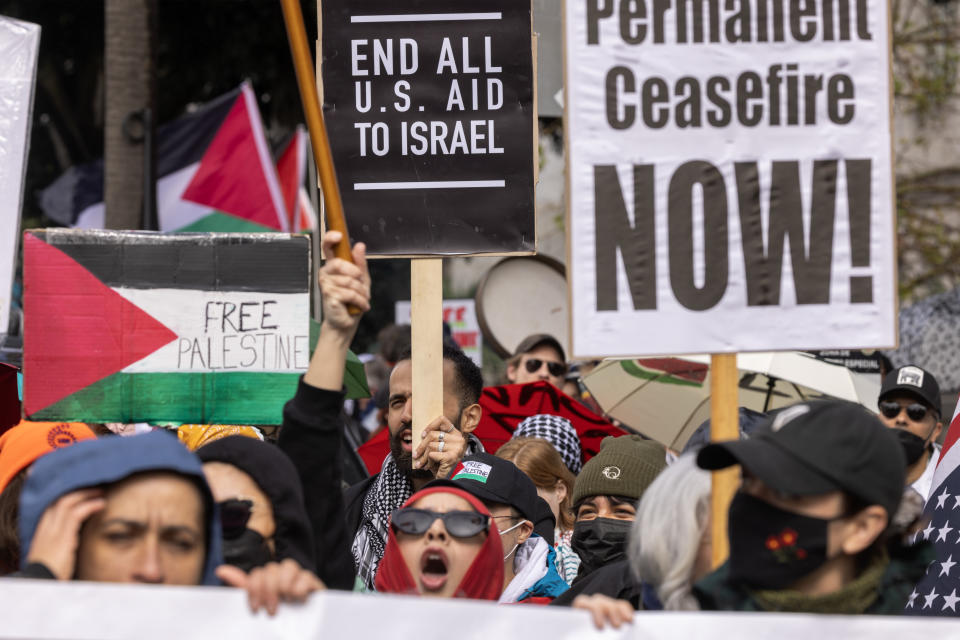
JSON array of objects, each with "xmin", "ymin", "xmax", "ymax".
[
  {"xmin": 321, "ymin": 0, "xmax": 535, "ymax": 256},
  {"xmin": 396, "ymin": 299, "xmax": 482, "ymax": 367},
  {"xmin": 565, "ymin": 0, "xmax": 895, "ymax": 357}
]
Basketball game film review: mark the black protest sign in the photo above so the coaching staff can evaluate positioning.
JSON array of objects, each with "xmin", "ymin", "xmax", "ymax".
[{"xmin": 321, "ymin": 1, "xmax": 535, "ymax": 256}]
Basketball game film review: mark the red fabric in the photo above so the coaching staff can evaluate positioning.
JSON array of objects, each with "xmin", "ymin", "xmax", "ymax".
[
  {"xmin": 357, "ymin": 429, "xmax": 390, "ymax": 476},
  {"xmin": 275, "ymin": 128, "xmax": 303, "ymax": 231},
  {"xmin": 374, "ymin": 486, "xmax": 504, "ymax": 600},
  {"xmin": 356, "ymin": 381, "xmax": 627, "ymax": 476},
  {"xmin": 475, "ymin": 381, "xmax": 626, "ymax": 459},
  {"xmin": 515, "ymin": 596, "xmax": 553, "ymax": 605}
]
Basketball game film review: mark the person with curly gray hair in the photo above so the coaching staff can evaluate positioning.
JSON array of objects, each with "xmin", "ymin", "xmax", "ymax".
[{"xmin": 629, "ymin": 453, "xmax": 713, "ymax": 610}]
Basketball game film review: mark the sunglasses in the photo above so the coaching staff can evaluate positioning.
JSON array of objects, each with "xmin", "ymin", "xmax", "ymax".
[
  {"xmin": 219, "ymin": 498, "xmax": 254, "ymax": 539},
  {"xmin": 524, "ymin": 358, "xmax": 566, "ymax": 378},
  {"xmin": 390, "ymin": 508, "xmax": 489, "ymax": 538},
  {"xmin": 879, "ymin": 400, "xmax": 931, "ymax": 422}
]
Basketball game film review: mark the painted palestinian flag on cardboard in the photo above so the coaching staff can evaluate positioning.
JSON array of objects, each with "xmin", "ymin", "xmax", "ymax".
[
  {"xmin": 22, "ymin": 230, "xmax": 310, "ymax": 424},
  {"xmin": 45, "ymin": 82, "xmax": 290, "ymax": 233}
]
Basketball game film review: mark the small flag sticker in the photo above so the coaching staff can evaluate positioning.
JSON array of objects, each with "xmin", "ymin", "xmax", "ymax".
[{"xmin": 452, "ymin": 460, "xmax": 492, "ymax": 484}]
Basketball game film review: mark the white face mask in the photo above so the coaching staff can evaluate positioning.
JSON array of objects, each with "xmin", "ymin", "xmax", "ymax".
[{"xmin": 500, "ymin": 520, "xmax": 524, "ymax": 561}]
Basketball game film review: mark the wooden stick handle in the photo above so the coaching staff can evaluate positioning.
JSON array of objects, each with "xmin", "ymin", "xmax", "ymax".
[
  {"xmin": 279, "ymin": 0, "xmax": 351, "ymax": 257},
  {"xmin": 710, "ymin": 353, "xmax": 739, "ymax": 568},
  {"xmin": 280, "ymin": 0, "xmax": 361, "ymax": 314},
  {"xmin": 411, "ymin": 259, "xmax": 445, "ymax": 457}
]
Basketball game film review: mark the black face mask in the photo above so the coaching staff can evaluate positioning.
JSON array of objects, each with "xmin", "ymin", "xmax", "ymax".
[
  {"xmin": 728, "ymin": 492, "xmax": 837, "ymax": 590},
  {"xmin": 895, "ymin": 429, "xmax": 930, "ymax": 466},
  {"xmin": 571, "ymin": 517, "xmax": 633, "ymax": 577},
  {"xmin": 222, "ymin": 528, "xmax": 274, "ymax": 573}
]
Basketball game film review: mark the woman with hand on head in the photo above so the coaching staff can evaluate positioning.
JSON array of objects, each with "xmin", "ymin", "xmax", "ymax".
[
  {"xmin": 375, "ymin": 485, "xmax": 503, "ymax": 599},
  {"xmin": 16, "ymin": 431, "xmax": 322, "ymax": 616}
]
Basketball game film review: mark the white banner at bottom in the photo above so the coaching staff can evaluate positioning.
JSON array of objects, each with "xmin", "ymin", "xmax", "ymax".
[{"xmin": 0, "ymin": 579, "xmax": 954, "ymax": 639}]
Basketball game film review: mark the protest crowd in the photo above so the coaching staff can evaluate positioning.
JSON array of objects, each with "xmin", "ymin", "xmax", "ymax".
[
  {"xmin": 3, "ymin": 0, "xmax": 960, "ymax": 635},
  {"xmin": 0, "ymin": 229, "xmax": 952, "ymax": 630}
]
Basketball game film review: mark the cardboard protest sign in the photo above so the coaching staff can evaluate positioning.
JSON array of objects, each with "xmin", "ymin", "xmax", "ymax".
[
  {"xmin": 395, "ymin": 298, "xmax": 483, "ymax": 367},
  {"xmin": 0, "ymin": 17, "xmax": 40, "ymax": 337},
  {"xmin": 321, "ymin": 0, "xmax": 535, "ymax": 256},
  {"xmin": 565, "ymin": 0, "xmax": 895, "ymax": 357},
  {"xmin": 22, "ymin": 230, "xmax": 310, "ymax": 424}
]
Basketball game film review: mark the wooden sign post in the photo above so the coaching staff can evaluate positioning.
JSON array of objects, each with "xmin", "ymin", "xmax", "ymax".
[
  {"xmin": 411, "ymin": 259, "xmax": 445, "ymax": 454},
  {"xmin": 709, "ymin": 354, "xmax": 739, "ymax": 568}
]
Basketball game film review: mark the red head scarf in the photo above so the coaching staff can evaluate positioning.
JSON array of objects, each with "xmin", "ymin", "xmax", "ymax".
[{"xmin": 375, "ymin": 486, "xmax": 504, "ymax": 600}]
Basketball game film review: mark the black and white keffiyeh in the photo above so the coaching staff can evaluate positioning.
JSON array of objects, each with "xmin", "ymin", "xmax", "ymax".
[
  {"xmin": 351, "ymin": 454, "xmax": 412, "ymax": 591},
  {"xmin": 514, "ymin": 414, "xmax": 583, "ymax": 474}
]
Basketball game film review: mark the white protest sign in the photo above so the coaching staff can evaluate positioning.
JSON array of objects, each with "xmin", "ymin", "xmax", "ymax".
[
  {"xmin": 1, "ymin": 580, "xmax": 958, "ymax": 640},
  {"xmin": 0, "ymin": 16, "xmax": 40, "ymax": 337},
  {"xmin": 565, "ymin": 0, "xmax": 895, "ymax": 357},
  {"xmin": 396, "ymin": 298, "xmax": 483, "ymax": 367}
]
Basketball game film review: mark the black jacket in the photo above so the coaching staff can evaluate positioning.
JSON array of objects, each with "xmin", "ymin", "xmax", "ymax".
[
  {"xmin": 344, "ymin": 473, "xmax": 378, "ymax": 542},
  {"xmin": 551, "ymin": 560, "xmax": 645, "ymax": 609},
  {"xmin": 277, "ymin": 380, "xmax": 356, "ymax": 590}
]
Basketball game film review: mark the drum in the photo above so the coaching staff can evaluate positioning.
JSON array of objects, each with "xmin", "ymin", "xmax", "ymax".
[{"xmin": 474, "ymin": 254, "xmax": 568, "ymax": 358}]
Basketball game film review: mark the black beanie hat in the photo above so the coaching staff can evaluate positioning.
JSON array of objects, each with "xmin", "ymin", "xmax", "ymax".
[{"xmin": 197, "ymin": 436, "xmax": 316, "ymax": 572}]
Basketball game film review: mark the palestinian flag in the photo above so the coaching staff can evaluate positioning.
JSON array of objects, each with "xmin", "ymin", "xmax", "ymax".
[
  {"xmin": 619, "ymin": 358, "xmax": 709, "ymax": 388},
  {"xmin": 42, "ymin": 83, "xmax": 290, "ymax": 233},
  {"xmin": 276, "ymin": 125, "xmax": 318, "ymax": 233},
  {"xmin": 22, "ymin": 229, "xmax": 309, "ymax": 424}
]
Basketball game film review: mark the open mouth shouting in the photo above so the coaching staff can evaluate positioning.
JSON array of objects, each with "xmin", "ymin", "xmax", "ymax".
[
  {"xmin": 419, "ymin": 548, "xmax": 449, "ymax": 591},
  {"xmin": 401, "ymin": 428, "xmax": 413, "ymax": 453}
]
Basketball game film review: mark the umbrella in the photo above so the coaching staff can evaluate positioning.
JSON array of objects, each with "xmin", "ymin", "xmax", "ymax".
[
  {"xmin": 355, "ymin": 381, "xmax": 626, "ymax": 475},
  {"xmin": 582, "ymin": 352, "xmax": 881, "ymax": 451},
  {"xmin": 886, "ymin": 287, "xmax": 960, "ymax": 394}
]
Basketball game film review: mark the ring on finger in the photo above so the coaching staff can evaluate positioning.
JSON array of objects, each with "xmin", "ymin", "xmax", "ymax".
[
  {"xmin": 437, "ymin": 440, "xmax": 445, "ymax": 453},
  {"xmin": 438, "ymin": 431, "xmax": 445, "ymax": 442}
]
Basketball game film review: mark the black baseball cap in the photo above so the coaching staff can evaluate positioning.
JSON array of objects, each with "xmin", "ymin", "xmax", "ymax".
[
  {"xmin": 696, "ymin": 400, "xmax": 907, "ymax": 518},
  {"xmin": 513, "ymin": 334, "xmax": 566, "ymax": 363},
  {"xmin": 426, "ymin": 452, "xmax": 555, "ymax": 545},
  {"xmin": 879, "ymin": 364, "xmax": 941, "ymax": 416}
]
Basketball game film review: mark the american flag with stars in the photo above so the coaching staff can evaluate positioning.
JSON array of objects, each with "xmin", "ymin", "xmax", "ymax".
[{"xmin": 906, "ymin": 394, "xmax": 960, "ymax": 615}]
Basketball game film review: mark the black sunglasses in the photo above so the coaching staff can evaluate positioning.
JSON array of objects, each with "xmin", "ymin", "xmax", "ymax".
[
  {"xmin": 524, "ymin": 358, "xmax": 566, "ymax": 378},
  {"xmin": 219, "ymin": 498, "xmax": 254, "ymax": 539},
  {"xmin": 879, "ymin": 400, "xmax": 931, "ymax": 422},
  {"xmin": 390, "ymin": 508, "xmax": 489, "ymax": 538}
]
